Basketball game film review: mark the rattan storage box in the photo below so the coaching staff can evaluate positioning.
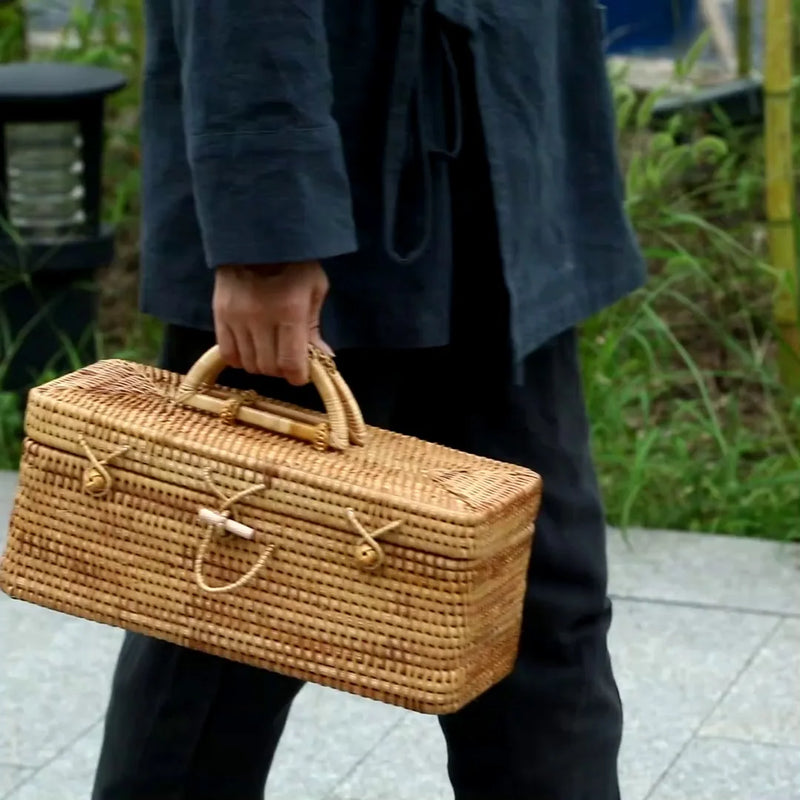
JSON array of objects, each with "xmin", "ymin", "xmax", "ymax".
[{"xmin": 0, "ymin": 348, "xmax": 542, "ymax": 713}]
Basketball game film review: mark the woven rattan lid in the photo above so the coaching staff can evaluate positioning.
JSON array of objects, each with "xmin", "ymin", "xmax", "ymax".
[{"xmin": 27, "ymin": 359, "xmax": 542, "ymax": 533}]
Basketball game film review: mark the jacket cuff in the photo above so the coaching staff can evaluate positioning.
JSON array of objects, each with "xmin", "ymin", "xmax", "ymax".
[{"xmin": 188, "ymin": 123, "xmax": 357, "ymax": 267}]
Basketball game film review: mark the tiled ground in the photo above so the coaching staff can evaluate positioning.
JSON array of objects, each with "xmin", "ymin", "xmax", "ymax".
[{"xmin": 1, "ymin": 471, "xmax": 798, "ymax": 799}]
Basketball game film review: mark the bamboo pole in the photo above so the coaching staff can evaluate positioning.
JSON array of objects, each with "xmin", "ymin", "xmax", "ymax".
[
  {"xmin": 736, "ymin": 0, "xmax": 753, "ymax": 76},
  {"xmin": 764, "ymin": 0, "xmax": 800, "ymax": 390},
  {"xmin": 794, "ymin": 0, "xmax": 800, "ymax": 74}
]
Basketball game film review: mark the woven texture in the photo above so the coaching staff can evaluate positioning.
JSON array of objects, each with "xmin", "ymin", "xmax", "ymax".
[{"xmin": 0, "ymin": 353, "xmax": 542, "ymax": 713}]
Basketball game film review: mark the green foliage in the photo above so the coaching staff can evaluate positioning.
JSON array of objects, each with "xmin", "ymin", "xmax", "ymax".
[
  {"xmin": 0, "ymin": 0, "xmax": 27, "ymax": 62},
  {"xmin": 0, "ymin": 390, "xmax": 22, "ymax": 470},
  {"xmin": 98, "ymin": 313, "xmax": 163, "ymax": 364},
  {"xmin": 581, "ymin": 58, "xmax": 800, "ymax": 539},
  {"xmin": 0, "ymin": 2, "xmax": 149, "ymax": 459}
]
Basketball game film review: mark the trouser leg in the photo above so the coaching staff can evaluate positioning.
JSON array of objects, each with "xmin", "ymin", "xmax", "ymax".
[
  {"xmin": 92, "ymin": 326, "xmax": 408, "ymax": 800},
  {"xmin": 92, "ymin": 632, "xmax": 303, "ymax": 800},
  {"xmin": 428, "ymin": 27, "xmax": 623, "ymax": 798},
  {"xmin": 434, "ymin": 331, "xmax": 622, "ymax": 800},
  {"xmin": 91, "ymin": 327, "xmax": 308, "ymax": 800}
]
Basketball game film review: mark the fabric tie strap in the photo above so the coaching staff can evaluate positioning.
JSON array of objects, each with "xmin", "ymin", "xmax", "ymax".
[{"xmin": 382, "ymin": 0, "xmax": 463, "ymax": 264}]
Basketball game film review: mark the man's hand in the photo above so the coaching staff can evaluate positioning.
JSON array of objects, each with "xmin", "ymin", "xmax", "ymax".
[{"xmin": 213, "ymin": 260, "xmax": 331, "ymax": 386}]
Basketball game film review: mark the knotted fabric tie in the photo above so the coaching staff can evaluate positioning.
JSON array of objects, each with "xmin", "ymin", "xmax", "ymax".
[{"xmin": 382, "ymin": 0, "xmax": 463, "ymax": 264}]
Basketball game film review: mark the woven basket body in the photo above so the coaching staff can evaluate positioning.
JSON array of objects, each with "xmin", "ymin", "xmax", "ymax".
[{"xmin": 0, "ymin": 354, "xmax": 542, "ymax": 713}]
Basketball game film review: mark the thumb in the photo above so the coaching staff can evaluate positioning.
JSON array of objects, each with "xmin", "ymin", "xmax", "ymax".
[
  {"xmin": 310, "ymin": 322, "xmax": 335, "ymax": 358},
  {"xmin": 309, "ymin": 285, "xmax": 334, "ymax": 357}
]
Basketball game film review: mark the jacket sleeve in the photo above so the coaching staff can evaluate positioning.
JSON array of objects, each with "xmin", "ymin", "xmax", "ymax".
[{"xmin": 169, "ymin": 0, "xmax": 357, "ymax": 268}]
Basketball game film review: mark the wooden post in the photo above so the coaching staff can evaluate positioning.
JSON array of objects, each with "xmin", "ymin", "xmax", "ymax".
[{"xmin": 764, "ymin": 0, "xmax": 800, "ymax": 390}]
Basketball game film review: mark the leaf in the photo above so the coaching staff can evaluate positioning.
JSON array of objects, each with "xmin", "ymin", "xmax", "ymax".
[
  {"xmin": 690, "ymin": 135, "xmax": 729, "ymax": 164},
  {"xmin": 636, "ymin": 87, "xmax": 670, "ymax": 129},
  {"xmin": 674, "ymin": 31, "xmax": 713, "ymax": 80}
]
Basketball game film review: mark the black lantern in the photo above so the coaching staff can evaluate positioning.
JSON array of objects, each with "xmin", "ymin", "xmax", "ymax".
[{"xmin": 0, "ymin": 62, "xmax": 126, "ymax": 391}]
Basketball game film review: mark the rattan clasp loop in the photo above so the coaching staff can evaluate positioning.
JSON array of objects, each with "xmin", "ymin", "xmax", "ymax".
[
  {"xmin": 79, "ymin": 437, "xmax": 130, "ymax": 498},
  {"xmin": 346, "ymin": 509, "xmax": 403, "ymax": 572},
  {"xmin": 201, "ymin": 469, "xmax": 267, "ymax": 519}
]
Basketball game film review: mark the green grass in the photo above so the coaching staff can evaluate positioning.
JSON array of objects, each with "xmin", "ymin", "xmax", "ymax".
[
  {"xmin": 582, "ymin": 272, "xmax": 800, "ymax": 538},
  {"xmin": 581, "ymin": 53, "xmax": 800, "ymax": 539}
]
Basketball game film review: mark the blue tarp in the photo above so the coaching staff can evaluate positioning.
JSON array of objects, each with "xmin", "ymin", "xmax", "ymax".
[{"xmin": 603, "ymin": 0, "xmax": 701, "ymax": 54}]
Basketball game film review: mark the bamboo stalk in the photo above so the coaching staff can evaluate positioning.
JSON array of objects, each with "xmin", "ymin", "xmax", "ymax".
[
  {"xmin": 794, "ymin": 0, "xmax": 800, "ymax": 74},
  {"xmin": 736, "ymin": 0, "xmax": 752, "ymax": 76},
  {"xmin": 764, "ymin": 0, "xmax": 800, "ymax": 390}
]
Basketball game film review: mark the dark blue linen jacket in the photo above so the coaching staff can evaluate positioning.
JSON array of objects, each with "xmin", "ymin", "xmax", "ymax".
[{"xmin": 139, "ymin": 0, "xmax": 646, "ymax": 361}]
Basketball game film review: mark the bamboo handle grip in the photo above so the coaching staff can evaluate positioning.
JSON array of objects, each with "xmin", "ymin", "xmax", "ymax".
[{"xmin": 175, "ymin": 346, "xmax": 362, "ymax": 451}]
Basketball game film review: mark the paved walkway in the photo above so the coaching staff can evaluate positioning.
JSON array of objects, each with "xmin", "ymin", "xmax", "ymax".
[{"xmin": 1, "ymin": 471, "xmax": 798, "ymax": 799}]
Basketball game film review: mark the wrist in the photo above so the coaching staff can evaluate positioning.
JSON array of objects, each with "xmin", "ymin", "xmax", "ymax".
[{"xmin": 217, "ymin": 263, "xmax": 291, "ymax": 278}]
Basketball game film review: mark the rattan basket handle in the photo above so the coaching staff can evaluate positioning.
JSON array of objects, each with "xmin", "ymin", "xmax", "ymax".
[{"xmin": 176, "ymin": 346, "xmax": 360, "ymax": 451}]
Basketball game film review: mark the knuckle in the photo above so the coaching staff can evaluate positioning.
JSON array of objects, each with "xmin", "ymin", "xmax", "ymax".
[
  {"xmin": 282, "ymin": 368, "xmax": 308, "ymax": 387},
  {"xmin": 219, "ymin": 345, "xmax": 239, "ymax": 367},
  {"xmin": 242, "ymin": 302, "xmax": 263, "ymax": 320},
  {"xmin": 277, "ymin": 297, "xmax": 306, "ymax": 320},
  {"xmin": 217, "ymin": 292, "xmax": 258, "ymax": 320},
  {"xmin": 256, "ymin": 356, "xmax": 277, "ymax": 376},
  {"xmin": 212, "ymin": 298, "xmax": 229, "ymax": 319},
  {"xmin": 276, "ymin": 351, "xmax": 301, "ymax": 371},
  {"xmin": 276, "ymin": 355, "xmax": 307, "ymax": 383}
]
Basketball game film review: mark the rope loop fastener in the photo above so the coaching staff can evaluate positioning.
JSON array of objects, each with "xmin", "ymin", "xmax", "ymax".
[{"xmin": 194, "ymin": 469, "xmax": 275, "ymax": 594}]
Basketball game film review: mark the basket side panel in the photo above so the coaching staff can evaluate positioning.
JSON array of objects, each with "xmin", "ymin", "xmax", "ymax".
[{"xmin": 2, "ymin": 441, "xmax": 500, "ymax": 712}]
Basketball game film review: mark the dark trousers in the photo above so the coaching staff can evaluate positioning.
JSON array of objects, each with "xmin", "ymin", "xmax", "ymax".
[
  {"xmin": 91, "ymin": 324, "xmax": 622, "ymax": 800},
  {"xmin": 93, "ymin": 30, "xmax": 622, "ymax": 799}
]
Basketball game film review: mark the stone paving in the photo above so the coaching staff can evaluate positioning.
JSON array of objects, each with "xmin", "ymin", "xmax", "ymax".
[{"xmin": 1, "ymin": 471, "xmax": 798, "ymax": 799}]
